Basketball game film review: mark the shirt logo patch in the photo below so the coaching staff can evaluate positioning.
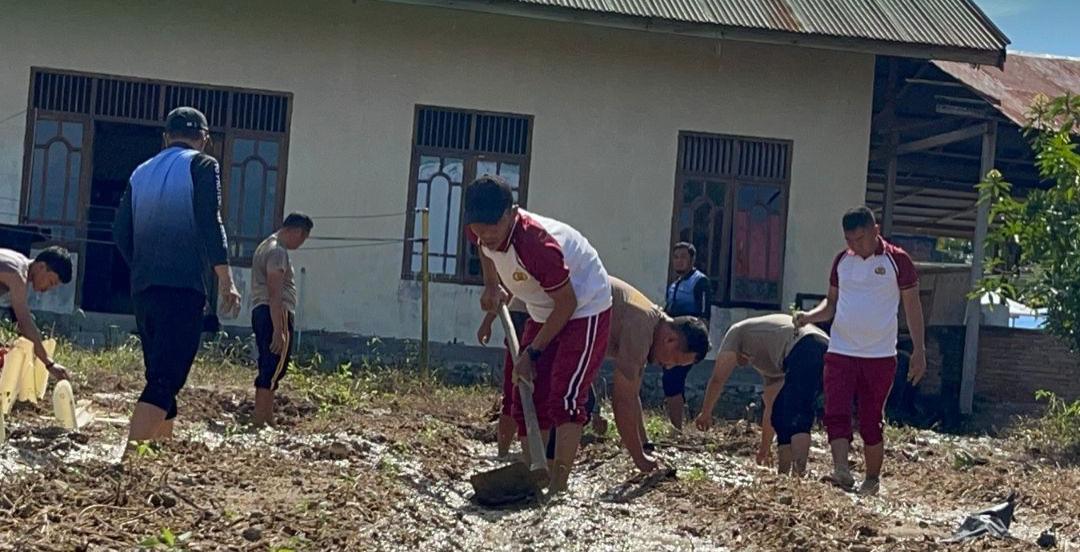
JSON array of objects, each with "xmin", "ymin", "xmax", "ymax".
[
  {"xmin": 875, "ymin": 266, "xmax": 887, "ymax": 275},
  {"xmin": 513, "ymin": 271, "xmax": 528, "ymax": 282}
]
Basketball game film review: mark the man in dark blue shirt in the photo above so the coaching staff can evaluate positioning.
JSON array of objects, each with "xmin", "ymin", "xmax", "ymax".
[
  {"xmin": 662, "ymin": 242, "xmax": 712, "ymax": 428},
  {"xmin": 114, "ymin": 107, "xmax": 241, "ymax": 446}
]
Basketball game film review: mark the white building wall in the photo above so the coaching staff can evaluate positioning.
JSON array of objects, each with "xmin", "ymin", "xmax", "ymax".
[{"xmin": 0, "ymin": 0, "xmax": 873, "ymax": 343}]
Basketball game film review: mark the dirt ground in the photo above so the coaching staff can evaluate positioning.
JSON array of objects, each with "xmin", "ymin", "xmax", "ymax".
[{"xmin": 1, "ymin": 352, "xmax": 1078, "ymax": 551}]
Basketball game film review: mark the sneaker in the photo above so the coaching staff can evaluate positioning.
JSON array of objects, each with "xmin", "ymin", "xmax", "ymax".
[
  {"xmin": 826, "ymin": 469, "xmax": 855, "ymax": 491},
  {"xmin": 858, "ymin": 477, "xmax": 880, "ymax": 496}
]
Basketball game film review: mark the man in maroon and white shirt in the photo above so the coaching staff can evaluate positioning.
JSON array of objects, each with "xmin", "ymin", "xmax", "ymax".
[
  {"xmin": 464, "ymin": 175, "xmax": 612, "ymax": 494},
  {"xmin": 795, "ymin": 206, "xmax": 926, "ymax": 495}
]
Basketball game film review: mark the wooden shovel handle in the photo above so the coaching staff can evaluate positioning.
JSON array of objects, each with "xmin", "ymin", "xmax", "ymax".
[{"xmin": 497, "ymin": 304, "xmax": 548, "ymax": 475}]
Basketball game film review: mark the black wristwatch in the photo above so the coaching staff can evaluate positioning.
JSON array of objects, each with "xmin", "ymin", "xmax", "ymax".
[{"xmin": 526, "ymin": 346, "xmax": 543, "ymax": 362}]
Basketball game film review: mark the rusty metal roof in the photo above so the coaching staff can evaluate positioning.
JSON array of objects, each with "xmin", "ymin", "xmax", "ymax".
[
  {"xmin": 933, "ymin": 53, "xmax": 1080, "ymax": 126},
  {"xmin": 475, "ymin": 0, "xmax": 1010, "ymax": 64}
]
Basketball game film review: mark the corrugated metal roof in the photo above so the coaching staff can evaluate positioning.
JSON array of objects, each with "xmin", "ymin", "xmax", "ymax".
[
  {"xmin": 934, "ymin": 53, "xmax": 1080, "ymax": 126},
  {"xmin": 504, "ymin": 0, "xmax": 1008, "ymax": 60}
]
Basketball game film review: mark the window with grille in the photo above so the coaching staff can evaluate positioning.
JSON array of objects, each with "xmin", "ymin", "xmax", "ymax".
[
  {"xmin": 22, "ymin": 68, "xmax": 291, "ymax": 264},
  {"xmin": 672, "ymin": 132, "xmax": 791, "ymax": 307},
  {"xmin": 403, "ymin": 105, "xmax": 531, "ymax": 284}
]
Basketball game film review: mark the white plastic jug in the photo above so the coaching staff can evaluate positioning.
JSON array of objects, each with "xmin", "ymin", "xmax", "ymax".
[{"xmin": 52, "ymin": 379, "xmax": 77, "ymax": 430}]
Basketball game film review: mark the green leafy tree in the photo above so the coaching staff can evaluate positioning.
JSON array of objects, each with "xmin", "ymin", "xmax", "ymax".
[{"xmin": 977, "ymin": 93, "xmax": 1080, "ymax": 350}]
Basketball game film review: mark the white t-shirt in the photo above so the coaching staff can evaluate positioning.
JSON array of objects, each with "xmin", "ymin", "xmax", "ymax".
[
  {"xmin": 828, "ymin": 237, "xmax": 919, "ymax": 358},
  {"xmin": 470, "ymin": 210, "xmax": 611, "ymax": 323}
]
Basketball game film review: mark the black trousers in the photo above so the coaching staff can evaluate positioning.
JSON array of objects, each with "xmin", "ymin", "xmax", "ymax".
[
  {"xmin": 772, "ymin": 333, "xmax": 828, "ymax": 445},
  {"xmin": 252, "ymin": 305, "xmax": 295, "ymax": 391},
  {"xmin": 133, "ymin": 286, "xmax": 205, "ymax": 420}
]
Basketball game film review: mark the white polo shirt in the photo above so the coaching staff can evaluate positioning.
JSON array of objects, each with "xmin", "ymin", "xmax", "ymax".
[
  {"xmin": 470, "ymin": 210, "xmax": 612, "ymax": 323},
  {"xmin": 828, "ymin": 237, "xmax": 918, "ymax": 358}
]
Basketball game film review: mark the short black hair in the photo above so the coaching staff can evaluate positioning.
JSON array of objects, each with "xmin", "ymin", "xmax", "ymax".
[
  {"xmin": 842, "ymin": 206, "xmax": 876, "ymax": 232},
  {"xmin": 164, "ymin": 128, "xmax": 206, "ymax": 143},
  {"xmin": 34, "ymin": 246, "xmax": 73, "ymax": 284},
  {"xmin": 673, "ymin": 241, "xmax": 697, "ymax": 257},
  {"xmin": 282, "ymin": 212, "xmax": 314, "ymax": 233},
  {"xmin": 464, "ymin": 175, "xmax": 514, "ymax": 225},
  {"xmin": 671, "ymin": 316, "xmax": 711, "ymax": 363}
]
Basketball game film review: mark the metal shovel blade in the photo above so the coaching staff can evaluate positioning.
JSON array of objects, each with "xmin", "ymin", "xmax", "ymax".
[
  {"xmin": 470, "ymin": 461, "xmax": 549, "ymax": 506},
  {"xmin": 469, "ymin": 304, "xmax": 550, "ymax": 506}
]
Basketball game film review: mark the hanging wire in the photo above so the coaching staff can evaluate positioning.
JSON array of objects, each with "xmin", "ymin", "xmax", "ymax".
[
  {"xmin": 2, "ymin": 205, "xmax": 423, "ymax": 251},
  {"xmin": 0, "ymin": 224, "xmax": 116, "ymax": 246},
  {"xmin": 0, "ymin": 109, "xmax": 27, "ymax": 126},
  {"xmin": 302, "ymin": 239, "xmax": 417, "ymax": 251},
  {"xmin": 309, "ymin": 211, "xmax": 407, "ymax": 220},
  {"xmin": 0, "ymin": 222, "xmax": 420, "ymax": 251},
  {"xmin": 304, "ymin": 235, "xmax": 411, "ymax": 242}
]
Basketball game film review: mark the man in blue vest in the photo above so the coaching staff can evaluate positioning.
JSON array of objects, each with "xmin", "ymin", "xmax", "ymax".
[
  {"xmin": 662, "ymin": 242, "xmax": 712, "ymax": 428},
  {"xmin": 114, "ymin": 106, "xmax": 241, "ymax": 447}
]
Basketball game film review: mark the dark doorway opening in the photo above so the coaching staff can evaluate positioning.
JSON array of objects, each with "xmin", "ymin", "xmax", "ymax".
[{"xmin": 81, "ymin": 122, "xmax": 161, "ymax": 314}]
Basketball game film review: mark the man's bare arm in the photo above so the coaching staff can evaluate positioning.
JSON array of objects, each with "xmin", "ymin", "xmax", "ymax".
[
  {"xmin": 528, "ymin": 284, "xmax": 577, "ymax": 352},
  {"xmin": 611, "ymin": 359, "xmax": 653, "ymax": 471},
  {"xmin": 478, "ymin": 253, "xmax": 508, "ymax": 312},
  {"xmin": 901, "ymin": 287, "xmax": 927, "ymax": 384},
  {"xmin": 267, "ymin": 268, "xmax": 287, "ymax": 352},
  {"xmin": 797, "ymin": 285, "xmax": 838, "ymax": 326},
  {"xmin": 480, "ymin": 253, "xmax": 500, "ymax": 290},
  {"xmin": 696, "ymin": 351, "xmax": 739, "ymax": 428}
]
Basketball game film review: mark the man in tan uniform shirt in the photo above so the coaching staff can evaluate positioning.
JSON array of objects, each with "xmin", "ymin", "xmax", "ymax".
[
  {"xmin": 249, "ymin": 213, "xmax": 313, "ymax": 427},
  {"xmin": 695, "ymin": 314, "xmax": 829, "ymax": 476},
  {"xmin": 606, "ymin": 277, "xmax": 710, "ymax": 472}
]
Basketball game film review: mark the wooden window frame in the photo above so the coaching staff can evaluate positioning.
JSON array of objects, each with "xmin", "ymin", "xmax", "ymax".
[
  {"xmin": 669, "ymin": 131, "xmax": 792, "ymax": 309},
  {"xmin": 220, "ymin": 129, "xmax": 290, "ymax": 267},
  {"xmin": 19, "ymin": 67, "xmax": 293, "ymax": 271},
  {"xmin": 401, "ymin": 105, "xmax": 533, "ymax": 285},
  {"xmin": 19, "ymin": 110, "xmax": 94, "ymax": 307}
]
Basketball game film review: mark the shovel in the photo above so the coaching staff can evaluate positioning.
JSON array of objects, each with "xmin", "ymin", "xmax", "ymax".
[{"xmin": 470, "ymin": 304, "xmax": 550, "ymax": 506}]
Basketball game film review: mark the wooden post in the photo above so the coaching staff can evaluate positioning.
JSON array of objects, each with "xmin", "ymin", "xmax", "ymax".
[
  {"xmin": 881, "ymin": 59, "xmax": 898, "ymax": 237},
  {"xmin": 418, "ymin": 208, "xmax": 431, "ymax": 379},
  {"xmin": 960, "ymin": 121, "xmax": 997, "ymax": 415},
  {"xmin": 882, "ymin": 131, "xmax": 898, "ymax": 237}
]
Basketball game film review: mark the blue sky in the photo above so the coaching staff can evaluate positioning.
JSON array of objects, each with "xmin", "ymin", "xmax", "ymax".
[{"xmin": 973, "ymin": 0, "xmax": 1080, "ymax": 57}]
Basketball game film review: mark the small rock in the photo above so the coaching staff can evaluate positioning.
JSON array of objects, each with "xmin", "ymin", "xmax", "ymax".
[
  {"xmin": 149, "ymin": 493, "xmax": 178, "ymax": 509},
  {"xmin": 1037, "ymin": 530, "xmax": 1057, "ymax": 549},
  {"xmin": 856, "ymin": 526, "xmax": 879, "ymax": 538},
  {"xmin": 918, "ymin": 521, "xmax": 929, "ymax": 528},
  {"xmin": 778, "ymin": 495, "xmax": 793, "ymax": 505},
  {"xmin": 325, "ymin": 442, "xmax": 351, "ymax": 459},
  {"xmin": 242, "ymin": 527, "xmax": 263, "ymax": 542}
]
